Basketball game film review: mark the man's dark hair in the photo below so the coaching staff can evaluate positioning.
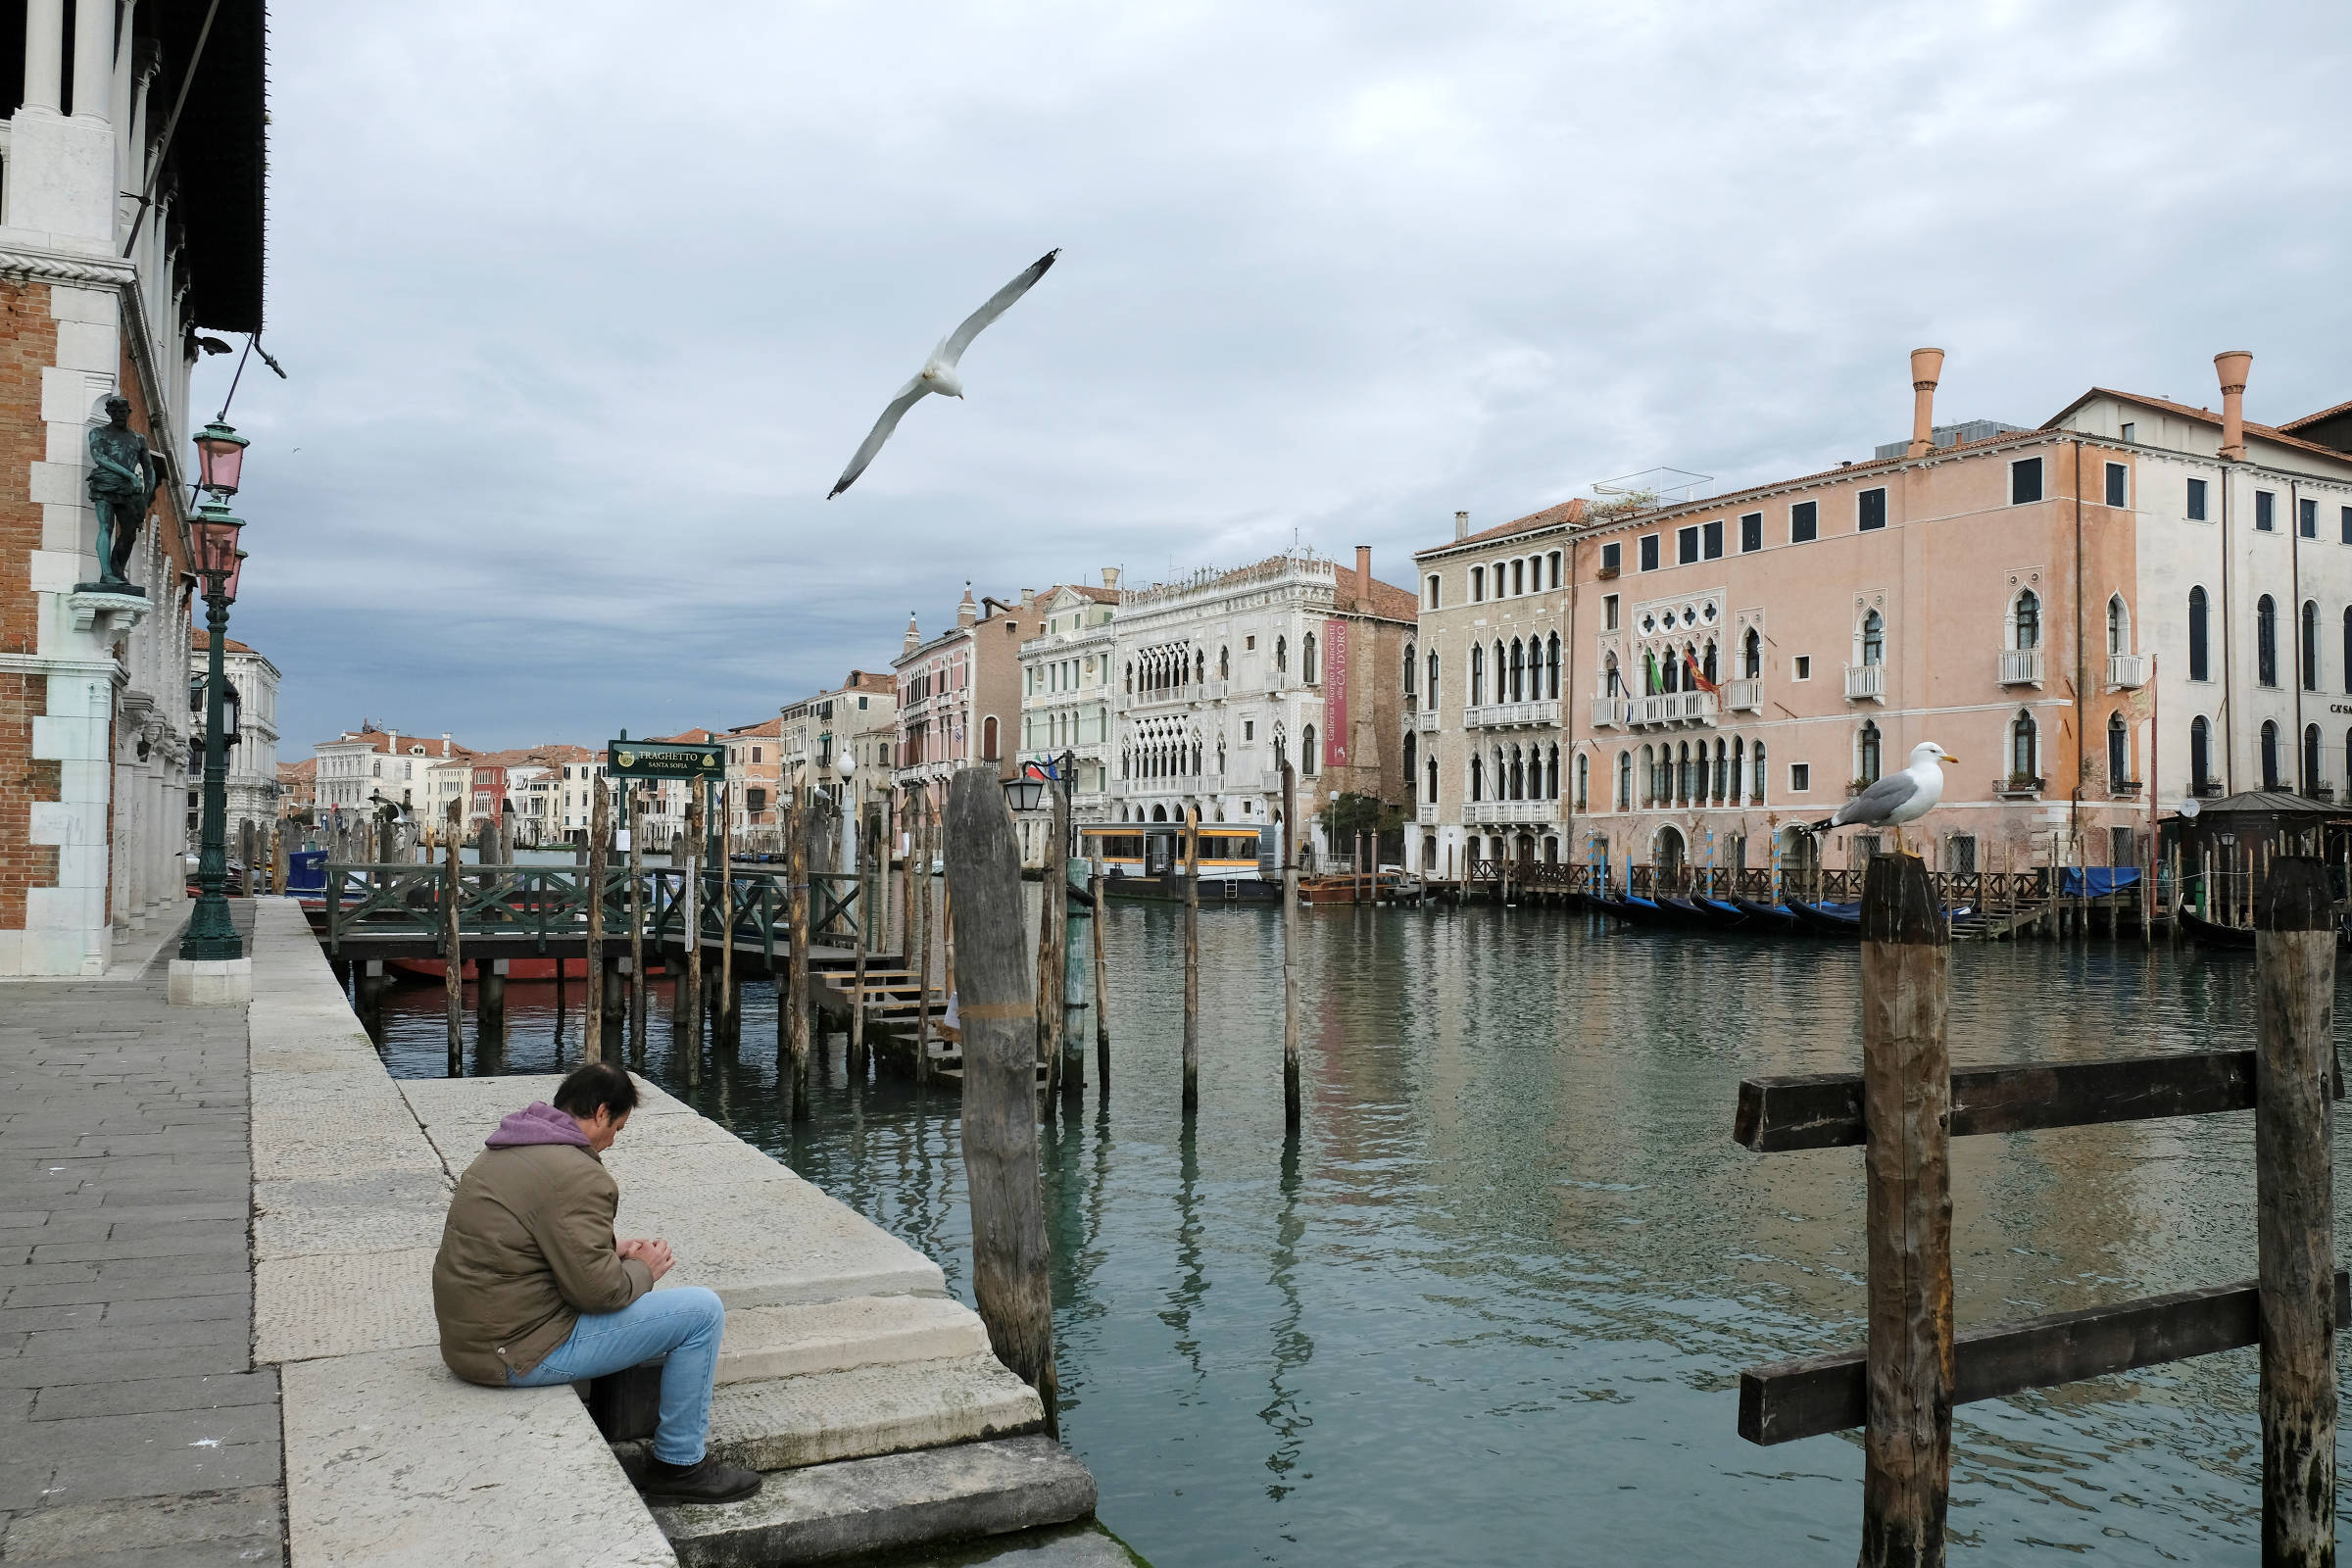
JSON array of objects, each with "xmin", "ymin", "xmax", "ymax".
[{"xmin": 552, "ymin": 1061, "xmax": 639, "ymax": 1122}]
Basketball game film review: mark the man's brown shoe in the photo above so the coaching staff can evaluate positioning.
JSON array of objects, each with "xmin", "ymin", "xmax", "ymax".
[{"xmin": 638, "ymin": 1455, "xmax": 763, "ymax": 1506}]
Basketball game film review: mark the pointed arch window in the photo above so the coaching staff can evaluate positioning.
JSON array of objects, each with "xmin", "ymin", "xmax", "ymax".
[
  {"xmin": 2107, "ymin": 594, "xmax": 2131, "ymax": 656},
  {"xmin": 1219, "ymin": 645, "xmax": 1230, "ymax": 679},
  {"xmin": 2010, "ymin": 710, "xmax": 2038, "ymax": 783},
  {"xmin": 2190, "ymin": 715, "xmax": 2212, "ymax": 791},
  {"xmin": 2188, "ymin": 587, "xmax": 2210, "ymax": 681},
  {"xmin": 2011, "ymin": 590, "xmax": 2041, "ymax": 651},
  {"xmin": 2258, "ymin": 596, "xmax": 2278, "ymax": 687},
  {"xmin": 2262, "ymin": 719, "xmax": 2282, "ymax": 790},
  {"xmin": 1425, "ymin": 756, "xmax": 1438, "ymax": 803},
  {"xmin": 1403, "ymin": 642, "xmax": 1417, "ymax": 698},
  {"xmin": 2109, "ymin": 712, "xmax": 2131, "ymax": 787},
  {"xmin": 1615, "ymin": 751, "xmax": 1632, "ymax": 811},
  {"xmin": 1861, "ymin": 609, "xmax": 1885, "ymax": 667},
  {"xmin": 2303, "ymin": 601, "xmax": 2321, "ymax": 691},
  {"xmin": 1857, "ymin": 720, "xmax": 1883, "ymax": 785},
  {"xmin": 1750, "ymin": 741, "xmax": 1766, "ymax": 804},
  {"xmin": 1574, "ymin": 751, "xmax": 1588, "ymax": 809},
  {"xmin": 2304, "ymin": 723, "xmax": 2323, "ymax": 794},
  {"xmin": 1300, "ymin": 725, "xmax": 1317, "ymax": 777},
  {"xmin": 1403, "ymin": 732, "xmax": 1418, "ymax": 801},
  {"xmin": 1275, "ymin": 636, "xmax": 1288, "ymax": 676},
  {"xmin": 1470, "ymin": 644, "xmax": 1485, "ymax": 705},
  {"xmin": 1603, "ymin": 652, "xmax": 1623, "ymax": 697},
  {"xmin": 1427, "ymin": 651, "xmax": 1440, "ymax": 704},
  {"xmin": 1545, "ymin": 633, "xmax": 1561, "ymax": 698},
  {"xmin": 1509, "ymin": 639, "xmax": 1526, "ymax": 703},
  {"xmin": 1742, "ymin": 626, "xmax": 1762, "ymax": 679},
  {"xmin": 1302, "ymin": 632, "xmax": 1318, "ymax": 685}
]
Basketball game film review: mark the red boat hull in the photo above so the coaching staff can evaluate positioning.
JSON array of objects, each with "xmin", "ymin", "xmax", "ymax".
[{"xmin": 389, "ymin": 957, "xmax": 596, "ymax": 982}]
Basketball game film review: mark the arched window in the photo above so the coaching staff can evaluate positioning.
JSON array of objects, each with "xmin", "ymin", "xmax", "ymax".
[
  {"xmin": 2303, "ymin": 601, "xmax": 2321, "ymax": 691},
  {"xmin": 1509, "ymin": 639, "xmax": 1525, "ymax": 703},
  {"xmin": 1713, "ymin": 738, "xmax": 1728, "ymax": 802},
  {"xmin": 2109, "ymin": 712, "xmax": 2130, "ymax": 787},
  {"xmin": 1662, "ymin": 649, "xmax": 1681, "ymax": 694},
  {"xmin": 1300, "ymin": 725, "xmax": 1316, "ymax": 777},
  {"xmin": 1603, "ymin": 652, "xmax": 1622, "ymax": 696},
  {"xmin": 1678, "ymin": 741, "xmax": 1694, "ymax": 802},
  {"xmin": 1470, "ymin": 644, "xmax": 1485, "ymax": 705},
  {"xmin": 1575, "ymin": 752, "xmax": 1589, "ymax": 809},
  {"xmin": 1124, "ymin": 662, "xmax": 1134, "ymax": 694},
  {"xmin": 1702, "ymin": 639, "xmax": 1718, "ymax": 685},
  {"xmin": 2011, "ymin": 589, "xmax": 2042, "ymax": 651},
  {"xmin": 1219, "ymin": 645, "xmax": 1230, "ymax": 679},
  {"xmin": 2107, "ymin": 594, "xmax": 2131, "ymax": 656},
  {"xmin": 1196, "ymin": 650, "xmax": 1207, "ymax": 684},
  {"xmin": 1615, "ymin": 751, "xmax": 1632, "ymax": 811},
  {"xmin": 1742, "ymin": 626, "xmax": 1762, "ymax": 679},
  {"xmin": 1494, "ymin": 641, "xmax": 1506, "ymax": 703},
  {"xmin": 2304, "ymin": 723, "xmax": 2323, "ymax": 794},
  {"xmin": 2010, "ymin": 710, "xmax": 2038, "ymax": 783},
  {"xmin": 1403, "ymin": 732, "xmax": 1417, "ymax": 799},
  {"xmin": 2344, "ymin": 611, "xmax": 2352, "ymax": 695},
  {"xmin": 1508, "ymin": 745, "xmax": 1525, "ymax": 800},
  {"xmin": 1425, "ymin": 756, "xmax": 1438, "ymax": 803},
  {"xmin": 1276, "ymin": 636, "xmax": 1288, "ymax": 675},
  {"xmin": 1427, "ymin": 651, "xmax": 1440, "ymax": 703},
  {"xmin": 2262, "ymin": 719, "xmax": 2282, "ymax": 790},
  {"xmin": 1545, "ymin": 745, "xmax": 1559, "ymax": 801},
  {"xmin": 1861, "ymin": 609, "xmax": 1885, "ymax": 667},
  {"xmin": 1857, "ymin": 720, "xmax": 1883, "ymax": 785},
  {"xmin": 982, "ymin": 715, "xmax": 999, "ymax": 761},
  {"xmin": 1303, "ymin": 632, "xmax": 1318, "ymax": 685},
  {"xmin": 1546, "ymin": 633, "xmax": 1561, "ymax": 699},
  {"xmin": 2188, "ymin": 587, "xmax": 2210, "ymax": 681},
  {"xmin": 1733, "ymin": 736, "xmax": 1745, "ymax": 802},
  {"xmin": 1403, "ymin": 643, "xmax": 1417, "ymax": 697},
  {"xmin": 2258, "ymin": 595, "xmax": 2278, "ymax": 687},
  {"xmin": 2190, "ymin": 715, "xmax": 2212, "ymax": 791},
  {"xmin": 1640, "ymin": 745, "xmax": 1655, "ymax": 805}
]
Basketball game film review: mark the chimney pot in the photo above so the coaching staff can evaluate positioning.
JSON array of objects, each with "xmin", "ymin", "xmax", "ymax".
[
  {"xmin": 1905, "ymin": 346, "xmax": 1944, "ymax": 459},
  {"xmin": 2216, "ymin": 350, "xmax": 2253, "ymax": 461},
  {"xmin": 1453, "ymin": 510, "xmax": 1469, "ymax": 540},
  {"xmin": 1102, "ymin": 566, "xmax": 1120, "ymax": 590},
  {"xmin": 1353, "ymin": 545, "xmax": 1373, "ymax": 612}
]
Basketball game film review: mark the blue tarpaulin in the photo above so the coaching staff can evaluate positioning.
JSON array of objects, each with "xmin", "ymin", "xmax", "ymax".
[
  {"xmin": 2059, "ymin": 866, "xmax": 2141, "ymax": 898},
  {"xmin": 286, "ymin": 850, "xmax": 327, "ymax": 894}
]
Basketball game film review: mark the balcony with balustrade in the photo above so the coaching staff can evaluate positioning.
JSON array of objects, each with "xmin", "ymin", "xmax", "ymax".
[
  {"xmin": 1462, "ymin": 799, "xmax": 1560, "ymax": 825},
  {"xmin": 2107, "ymin": 653, "xmax": 2146, "ymax": 689},
  {"xmin": 2000, "ymin": 649, "xmax": 2044, "ymax": 686},
  {"xmin": 1591, "ymin": 696, "xmax": 1626, "ymax": 729},
  {"xmin": 1724, "ymin": 678, "xmax": 1761, "ymax": 712},
  {"xmin": 1460, "ymin": 699, "xmax": 1559, "ymax": 729},
  {"xmin": 1625, "ymin": 691, "xmax": 1718, "ymax": 729},
  {"xmin": 1415, "ymin": 708, "xmax": 1438, "ymax": 732},
  {"xmin": 1844, "ymin": 663, "xmax": 1886, "ymax": 703},
  {"xmin": 1417, "ymin": 803, "xmax": 1437, "ymax": 825}
]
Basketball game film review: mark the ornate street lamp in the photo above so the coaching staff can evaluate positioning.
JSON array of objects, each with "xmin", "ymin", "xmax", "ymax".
[
  {"xmin": 1002, "ymin": 771, "xmax": 1047, "ymax": 814},
  {"xmin": 180, "ymin": 495, "xmax": 248, "ymax": 961},
  {"xmin": 192, "ymin": 420, "xmax": 249, "ymax": 496}
]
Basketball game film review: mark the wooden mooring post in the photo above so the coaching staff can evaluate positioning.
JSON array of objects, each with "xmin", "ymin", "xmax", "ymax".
[
  {"xmin": 944, "ymin": 766, "xmax": 1058, "ymax": 1434},
  {"xmin": 1182, "ymin": 806, "xmax": 1200, "ymax": 1114},
  {"xmin": 786, "ymin": 793, "xmax": 811, "ymax": 1121},
  {"xmin": 1091, "ymin": 865, "xmax": 1109, "ymax": 1095},
  {"xmin": 627, "ymin": 787, "xmax": 646, "ymax": 1059},
  {"xmin": 443, "ymin": 798, "xmax": 463, "ymax": 1077},
  {"xmin": 913, "ymin": 791, "xmax": 933, "ymax": 1088},
  {"xmin": 584, "ymin": 781, "xmax": 608, "ymax": 1063},
  {"xmin": 1281, "ymin": 761, "xmax": 1301, "ymax": 1132},
  {"xmin": 681, "ymin": 795, "xmax": 703, "ymax": 1053},
  {"xmin": 719, "ymin": 784, "xmax": 736, "ymax": 1040},
  {"xmin": 850, "ymin": 802, "xmax": 874, "ymax": 1081},
  {"xmin": 1736, "ymin": 855, "xmax": 2345, "ymax": 1561}
]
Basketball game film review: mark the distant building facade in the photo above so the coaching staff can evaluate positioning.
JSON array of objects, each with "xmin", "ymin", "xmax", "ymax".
[
  {"xmin": 186, "ymin": 629, "xmax": 280, "ymax": 857},
  {"xmin": 892, "ymin": 589, "xmax": 1036, "ymax": 814}
]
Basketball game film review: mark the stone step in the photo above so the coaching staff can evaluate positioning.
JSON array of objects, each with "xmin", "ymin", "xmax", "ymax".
[
  {"xmin": 648, "ymin": 1435, "xmax": 1095, "ymax": 1567},
  {"xmin": 613, "ymin": 1355, "xmax": 1045, "ymax": 1475},
  {"xmin": 719, "ymin": 1295, "xmax": 990, "ymax": 1385}
]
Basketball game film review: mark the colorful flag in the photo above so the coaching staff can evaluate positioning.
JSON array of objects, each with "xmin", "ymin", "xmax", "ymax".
[{"xmin": 1683, "ymin": 648, "xmax": 1719, "ymax": 697}]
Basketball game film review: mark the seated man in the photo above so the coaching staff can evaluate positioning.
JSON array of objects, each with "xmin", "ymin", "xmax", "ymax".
[{"xmin": 432, "ymin": 1061, "xmax": 760, "ymax": 1505}]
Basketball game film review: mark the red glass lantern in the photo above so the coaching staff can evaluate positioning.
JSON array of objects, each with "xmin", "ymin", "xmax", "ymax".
[
  {"xmin": 193, "ymin": 420, "xmax": 249, "ymax": 495},
  {"xmin": 191, "ymin": 498, "xmax": 247, "ymax": 599}
]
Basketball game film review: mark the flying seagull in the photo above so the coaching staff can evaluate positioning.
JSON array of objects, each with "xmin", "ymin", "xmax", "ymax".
[
  {"xmin": 1811, "ymin": 741, "xmax": 1956, "ymax": 854},
  {"xmin": 827, "ymin": 249, "xmax": 1061, "ymax": 499}
]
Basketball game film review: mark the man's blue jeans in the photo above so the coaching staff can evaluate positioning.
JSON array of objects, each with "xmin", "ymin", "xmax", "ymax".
[{"xmin": 507, "ymin": 1286, "xmax": 726, "ymax": 1465}]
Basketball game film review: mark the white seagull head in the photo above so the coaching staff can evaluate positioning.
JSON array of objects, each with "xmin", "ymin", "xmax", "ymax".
[
  {"xmin": 919, "ymin": 360, "xmax": 965, "ymax": 399},
  {"xmin": 1910, "ymin": 741, "xmax": 1957, "ymax": 767}
]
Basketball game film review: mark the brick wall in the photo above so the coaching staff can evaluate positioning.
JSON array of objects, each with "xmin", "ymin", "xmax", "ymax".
[{"xmin": 0, "ymin": 280, "xmax": 58, "ymax": 928}]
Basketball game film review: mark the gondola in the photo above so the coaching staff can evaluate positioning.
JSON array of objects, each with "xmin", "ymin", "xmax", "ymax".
[
  {"xmin": 1598, "ymin": 894, "xmax": 1676, "ymax": 927},
  {"xmin": 1785, "ymin": 899, "xmax": 1864, "ymax": 937},
  {"xmin": 1729, "ymin": 895, "xmax": 1803, "ymax": 933},
  {"xmin": 1661, "ymin": 895, "xmax": 1746, "ymax": 930},
  {"xmin": 2179, "ymin": 906, "xmax": 2256, "ymax": 950}
]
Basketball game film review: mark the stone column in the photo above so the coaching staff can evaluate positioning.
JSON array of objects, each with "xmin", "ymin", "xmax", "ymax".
[
  {"xmin": 70, "ymin": 0, "xmax": 110, "ymax": 122},
  {"xmin": 23, "ymin": 0, "xmax": 63, "ymax": 114}
]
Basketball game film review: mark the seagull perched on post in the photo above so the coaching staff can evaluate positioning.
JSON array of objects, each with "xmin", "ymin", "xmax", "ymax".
[
  {"xmin": 827, "ymin": 249, "xmax": 1061, "ymax": 499},
  {"xmin": 1811, "ymin": 741, "xmax": 1956, "ymax": 855}
]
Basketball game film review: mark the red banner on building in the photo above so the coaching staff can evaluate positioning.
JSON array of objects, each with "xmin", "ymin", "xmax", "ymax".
[{"xmin": 1324, "ymin": 617, "xmax": 1349, "ymax": 767}]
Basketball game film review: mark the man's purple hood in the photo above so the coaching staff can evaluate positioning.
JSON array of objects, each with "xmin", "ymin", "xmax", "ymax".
[{"xmin": 485, "ymin": 1102, "xmax": 590, "ymax": 1150}]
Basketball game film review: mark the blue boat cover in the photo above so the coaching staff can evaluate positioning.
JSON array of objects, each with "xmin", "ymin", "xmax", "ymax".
[
  {"xmin": 2058, "ymin": 867, "xmax": 2141, "ymax": 898},
  {"xmin": 286, "ymin": 849, "xmax": 328, "ymax": 893}
]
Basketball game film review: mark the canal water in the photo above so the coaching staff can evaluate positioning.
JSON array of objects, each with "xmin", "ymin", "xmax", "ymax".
[{"xmin": 368, "ymin": 901, "xmax": 2352, "ymax": 1565}]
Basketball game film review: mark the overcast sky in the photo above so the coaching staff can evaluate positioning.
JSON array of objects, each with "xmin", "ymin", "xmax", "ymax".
[{"xmin": 211, "ymin": 1, "xmax": 2352, "ymax": 758}]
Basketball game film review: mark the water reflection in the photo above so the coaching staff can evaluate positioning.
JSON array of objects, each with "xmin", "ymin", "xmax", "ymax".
[{"xmin": 367, "ymin": 900, "xmax": 2352, "ymax": 1565}]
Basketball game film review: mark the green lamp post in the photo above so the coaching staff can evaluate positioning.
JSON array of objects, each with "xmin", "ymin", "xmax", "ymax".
[{"xmin": 180, "ymin": 492, "xmax": 248, "ymax": 961}]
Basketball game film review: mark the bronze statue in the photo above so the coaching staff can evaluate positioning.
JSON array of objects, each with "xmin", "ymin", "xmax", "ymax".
[{"xmin": 87, "ymin": 394, "xmax": 157, "ymax": 593}]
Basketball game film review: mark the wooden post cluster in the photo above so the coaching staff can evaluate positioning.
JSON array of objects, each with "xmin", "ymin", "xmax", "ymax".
[
  {"xmin": 1735, "ymin": 856, "xmax": 2344, "ymax": 1563},
  {"xmin": 1181, "ymin": 806, "xmax": 1200, "ymax": 1114},
  {"xmin": 443, "ymin": 797, "xmax": 463, "ymax": 1077},
  {"xmin": 1281, "ymin": 761, "xmax": 1301, "ymax": 1131},
  {"xmin": 942, "ymin": 766, "xmax": 1057, "ymax": 1436}
]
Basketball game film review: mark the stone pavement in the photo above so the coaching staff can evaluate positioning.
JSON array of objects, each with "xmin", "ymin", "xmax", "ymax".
[{"xmin": 0, "ymin": 901, "xmax": 285, "ymax": 1566}]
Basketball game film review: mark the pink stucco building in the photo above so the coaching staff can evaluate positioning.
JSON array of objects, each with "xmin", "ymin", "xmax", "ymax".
[{"xmin": 1411, "ymin": 348, "xmax": 2352, "ymax": 881}]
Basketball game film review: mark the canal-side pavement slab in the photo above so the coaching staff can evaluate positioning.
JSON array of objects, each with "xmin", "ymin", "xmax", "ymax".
[{"xmin": 0, "ymin": 900, "xmax": 288, "ymax": 1567}]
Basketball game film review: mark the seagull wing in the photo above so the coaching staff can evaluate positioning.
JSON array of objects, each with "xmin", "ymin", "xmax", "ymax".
[
  {"xmin": 1831, "ymin": 770, "xmax": 1920, "ymax": 828},
  {"xmin": 936, "ymin": 249, "xmax": 1060, "ymax": 368},
  {"xmin": 828, "ymin": 376, "xmax": 932, "ymax": 499}
]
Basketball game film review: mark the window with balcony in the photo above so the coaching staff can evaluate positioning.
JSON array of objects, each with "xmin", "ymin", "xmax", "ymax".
[
  {"xmin": 2258, "ymin": 595, "xmax": 2278, "ymax": 686},
  {"xmin": 2257, "ymin": 490, "xmax": 2276, "ymax": 531},
  {"xmin": 1426, "ymin": 757, "xmax": 1438, "ymax": 803},
  {"xmin": 1427, "ymin": 651, "xmax": 1439, "ymax": 703},
  {"xmin": 1741, "ymin": 627, "xmax": 1761, "ymax": 679},
  {"xmin": 1790, "ymin": 501, "xmax": 1817, "ymax": 543},
  {"xmin": 1858, "ymin": 488, "xmax": 1887, "ymax": 531},
  {"xmin": 1860, "ymin": 609, "xmax": 1885, "ymax": 666}
]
